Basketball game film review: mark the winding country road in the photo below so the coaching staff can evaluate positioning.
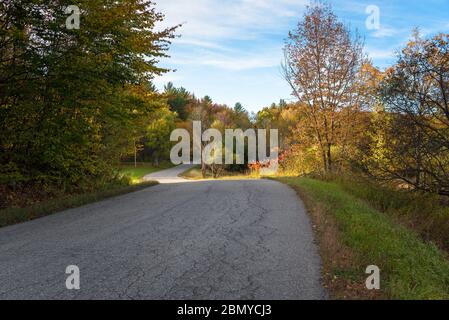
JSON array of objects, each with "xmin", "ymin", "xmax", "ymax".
[{"xmin": 0, "ymin": 165, "xmax": 326, "ymax": 300}]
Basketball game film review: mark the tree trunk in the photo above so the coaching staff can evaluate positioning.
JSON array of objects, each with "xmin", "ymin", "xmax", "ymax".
[
  {"xmin": 327, "ymin": 144, "xmax": 332, "ymax": 172},
  {"xmin": 201, "ymin": 162, "xmax": 207, "ymax": 178},
  {"xmin": 134, "ymin": 141, "xmax": 137, "ymax": 168},
  {"xmin": 321, "ymin": 150, "xmax": 327, "ymax": 173}
]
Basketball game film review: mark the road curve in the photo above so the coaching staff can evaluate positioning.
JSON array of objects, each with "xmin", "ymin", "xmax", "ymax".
[
  {"xmin": 0, "ymin": 167, "xmax": 326, "ymax": 300},
  {"xmin": 143, "ymin": 164, "xmax": 194, "ymax": 184}
]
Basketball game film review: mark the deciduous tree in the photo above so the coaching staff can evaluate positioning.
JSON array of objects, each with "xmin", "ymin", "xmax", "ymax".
[{"xmin": 283, "ymin": 2, "xmax": 365, "ymax": 172}]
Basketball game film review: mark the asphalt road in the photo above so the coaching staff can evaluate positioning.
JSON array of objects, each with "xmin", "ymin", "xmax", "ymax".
[{"xmin": 0, "ymin": 166, "xmax": 326, "ymax": 300}]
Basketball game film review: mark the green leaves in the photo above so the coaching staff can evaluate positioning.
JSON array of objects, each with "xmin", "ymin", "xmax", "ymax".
[{"xmin": 0, "ymin": 0, "xmax": 177, "ymax": 197}]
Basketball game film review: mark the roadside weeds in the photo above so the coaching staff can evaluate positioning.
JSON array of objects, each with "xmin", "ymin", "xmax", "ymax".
[
  {"xmin": 274, "ymin": 177, "xmax": 449, "ymax": 300},
  {"xmin": 0, "ymin": 181, "xmax": 158, "ymax": 228}
]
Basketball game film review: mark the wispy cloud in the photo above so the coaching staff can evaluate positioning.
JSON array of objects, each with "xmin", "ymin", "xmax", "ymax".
[
  {"xmin": 366, "ymin": 47, "xmax": 396, "ymax": 60},
  {"xmin": 155, "ymin": 0, "xmax": 308, "ymax": 73},
  {"xmin": 156, "ymin": 0, "xmax": 308, "ymax": 42},
  {"xmin": 171, "ymin": 51, "xmax": 281, "ymax": 71},
  {"xmin": 370, "ymin": 26, "xmax": 398, "ymax": 38},
  {"xmin": 153, "ymin": 72, "xmax": 183, "ymax": 86},
  {"xmin": 153, "ymin": 0, "xmax": 449, "ymax": 111}
]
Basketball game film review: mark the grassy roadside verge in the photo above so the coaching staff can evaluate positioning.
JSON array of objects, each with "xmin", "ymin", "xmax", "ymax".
[
  {"xmin": 328, "ymin": 175, "xmax": 449, "ymax": 253},
  {"xmin": 118, "ymin": 162, "xmax": 173, "ymax": 184},
  {"xmin": 0, "ymin": 162, "xmax": 172, "ymax": 228},
  {"xmin": 0, "ymin": 181, "xmax": 159, "ymax": 228},
  {"xmin": 274, "ymin": 177, "xmax": 449, "ymax": 300},
  {"xmin": 180, "ymin": 166, "xmax": 260, "ymax": 180}
]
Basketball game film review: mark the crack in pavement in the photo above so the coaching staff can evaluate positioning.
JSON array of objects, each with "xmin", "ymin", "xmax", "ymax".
[{"xmin": 0, "ymin": 169, "xmax": 327, "ymax": 300}]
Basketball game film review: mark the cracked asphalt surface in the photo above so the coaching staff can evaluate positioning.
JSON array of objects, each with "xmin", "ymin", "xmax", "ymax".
[{"xmin": 0, "ymin": 166, "xmax": 326, "ymax": 300}]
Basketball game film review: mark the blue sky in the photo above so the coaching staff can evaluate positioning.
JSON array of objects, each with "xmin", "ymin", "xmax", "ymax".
[{"xmin": 153, "ymin": 0, "xmax": 449, "ymax": 112}]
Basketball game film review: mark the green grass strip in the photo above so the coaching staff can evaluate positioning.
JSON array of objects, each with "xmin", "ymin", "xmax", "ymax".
[
  {"xmin": 0, "ymin": 181, "xmax": 158, "ymax": 228},
  {"xmin": 277, "ymin": 177, "xmax": 449, "ymax": 300}
]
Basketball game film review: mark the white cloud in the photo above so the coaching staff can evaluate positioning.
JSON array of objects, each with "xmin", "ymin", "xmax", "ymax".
[
  {"xmin": 174, "ymin": 38, "xmax": 231, "ymax": 51},
  {"xmin": 154, "ymin": 0, "xmax": 307, "ymax": 72},
  {"xmin": 167, "ymin": 43, "xmax": 283, "ymax": 71},
  {"xmin": 152, "ymin": 0, "xmax": 449, "ymax": 110},
  {"xmin": 152, "ymin": 0, "xmax": 303, "ymax": 109},
  {"xmin": 368, "ymin": 49, "xmax": 394, "ymax": 60},
  {"xmin": 177, "ymin": 54, "xmax": 280, "ymax": 71},
  {"xmin": 202, "ymin": 57, "xmax": 278, "ymax": 70},
  {"xmin": 371, "ymin": 26, "xmax": 398, "ymax": 38},
  {"xmin": 153, "ymin": 73, "xmax": 183, "ymax": 87},
  {"xmin": 155, "ymin": 0, "xmax": 307, "ymax": 42}
]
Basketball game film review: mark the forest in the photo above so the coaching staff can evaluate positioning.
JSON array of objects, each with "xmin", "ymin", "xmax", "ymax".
[{"xmin": 1, "ymin": 1, "xmax": 449, "ymax": 212}]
